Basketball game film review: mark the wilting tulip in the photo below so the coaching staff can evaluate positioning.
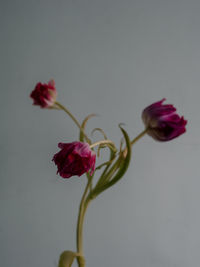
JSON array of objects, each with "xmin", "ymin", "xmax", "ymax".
[
  {"xmin": 52, "ymin": 142, "xmax": 96, "ymax": 178},
  {"xmin": 142, "ymin": 98, "xmax": 187, "ymax": 141},
  {"xmin": 30, "ymin": 80, "xmax": 57, "ymax": 108}
]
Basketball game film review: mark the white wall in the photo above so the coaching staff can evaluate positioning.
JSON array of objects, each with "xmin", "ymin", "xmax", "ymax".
[{"xmin": 1, "ymin": 0, "xmax": 199, "ymax": 266}]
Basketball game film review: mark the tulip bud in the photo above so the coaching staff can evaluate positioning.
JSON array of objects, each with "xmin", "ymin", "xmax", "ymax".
[{"xmin": 30, "ymin": 80, "xmax": 57, "ymax": 108}]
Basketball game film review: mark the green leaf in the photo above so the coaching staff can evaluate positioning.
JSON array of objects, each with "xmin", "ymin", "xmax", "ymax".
[
  {"xmin": 89, "ymin": 126, "xmax": 132, "ymax": 198},
  {"xmin": 79, "ymin": 114, "xmax": 97, "ymax": 143},
  {"xmin": 97, "ymin": 142, "xmax": 117, "ymax": 157},
  {"xmin": 93, "ymin": 142, "xmax": 117, "ymax": 190},
  {"xmin": 91, "ymin": 127, "xmax": 108, "ymax": 140},
  {"xmin": 58, "ymin": 251, "xmax": 79, "ymax": 267}
]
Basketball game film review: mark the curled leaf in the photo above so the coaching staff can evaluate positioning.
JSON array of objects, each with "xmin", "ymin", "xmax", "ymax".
[
  {"xmin": 89, "ymin": 126, "xmax": 132, "ymax": 198},
  {"xmin": 93, "ymin": 141, "xmax": 117, "ymax": 189},
  {"xmin": 119, "ymin": 137, "xmax": 124, "ymax": 153},
  {"xmin": 79, "ymin": 114, "xmax": 98, "ymax": 143},
  {"xmin": 58, "ymin": 251, "xmax": 80, "ymax": 267},
  {"xmin": 91, "ymin": 128, "xmax": 108, "ymax": 140},
  {"xmin": 96, "ymin": 142, "xmax": 117, "ymax": 157},
  {"xmin": 95, "ymin": 158, "xmax": 115, "ymax": 171}
]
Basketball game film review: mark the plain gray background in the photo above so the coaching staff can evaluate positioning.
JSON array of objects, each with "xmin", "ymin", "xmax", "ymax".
[{"xmin": 0, "ymin": 0, "xmax": 199, "ymax": 266}]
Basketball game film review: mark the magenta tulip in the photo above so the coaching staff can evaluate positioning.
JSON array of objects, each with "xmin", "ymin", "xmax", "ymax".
[
  {"xmin": 53, "ymin": 142, "xmax": 96, "ymax": 178},
  {"xmin": 142, "ymin": 99, "xmax": 187, "ymax": 141},
  {"xmin": 30, "ymin": 80, "xmax": 57, "ymax": 108}
]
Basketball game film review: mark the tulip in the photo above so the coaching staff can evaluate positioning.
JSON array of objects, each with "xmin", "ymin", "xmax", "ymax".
[
  {"xmin": 30, "ymin": 80, "xmax": 57, "ymax": 108},
  {"xmin": 53, "ymin": 142, "xmax": 96, "ymax": 178},
  {"xmin": 142, "ymin": 98, "xmax": 187, "ymax": 141}
]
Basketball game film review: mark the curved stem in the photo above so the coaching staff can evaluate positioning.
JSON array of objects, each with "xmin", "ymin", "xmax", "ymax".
[
  {"xmin": 75, "ymin": 129, "xmax": 148, "ymax": 266},
  {"xmin": 54, "ymin": 101, "xmax": 90, "ymax": 143},
  {"xmin": 130, "ymin": 128, "xmax": 148, "ymax": 145},
  {"xmin": 76, "ymin": 178, "xmax": 92, "ymax": 267}
]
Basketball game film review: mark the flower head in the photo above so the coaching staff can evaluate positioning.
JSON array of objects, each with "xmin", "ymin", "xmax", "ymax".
[
  {"xmin": 142, "ymin": 98, "xmax": 187, "ymax": 141},
  {"xmin": 52, "ymin": 142, "xmax": 96, "ymax": 178},
  {"xmin": 30, "ymin": 80, "xmax": 57, "ymax": 108}
]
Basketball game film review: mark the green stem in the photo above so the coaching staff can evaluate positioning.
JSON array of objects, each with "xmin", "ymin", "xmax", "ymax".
[
  {"xmin": 55, "ymin": 101, "xmax": 90, "ymax": 143},
  {"xmin": 76, "ymin": 178, "xmax": 92, "ymax": 267},
  {"xmin": 75, "ymin": 129, "xmax": 148, "ymax": 266},
  {"xmin": 130, "ymin": 128, "xmax": 148, "ymax": 145}
]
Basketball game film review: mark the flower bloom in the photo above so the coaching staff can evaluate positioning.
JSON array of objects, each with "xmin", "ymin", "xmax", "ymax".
[
  {"xmin": 52, "ymin": 142, "xmax": 96, "ymax": 178},
  {"xmin": 30, "ymin": 80, "xmax": 57, "ymax": 108},
  {"xmin": 142, "ymin": 98, "xmax": 187, "ymax": 141}
]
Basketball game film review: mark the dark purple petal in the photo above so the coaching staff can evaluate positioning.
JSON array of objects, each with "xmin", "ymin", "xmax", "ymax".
[{"xmin": 142, "ymin": 99, "xmax": 187, "ymax": 142}]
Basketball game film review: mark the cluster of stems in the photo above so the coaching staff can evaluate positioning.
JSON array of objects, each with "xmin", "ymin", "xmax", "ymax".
[{"xmin": 54, "ymin": 101, "xmax": 147, "ymax": 267}]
